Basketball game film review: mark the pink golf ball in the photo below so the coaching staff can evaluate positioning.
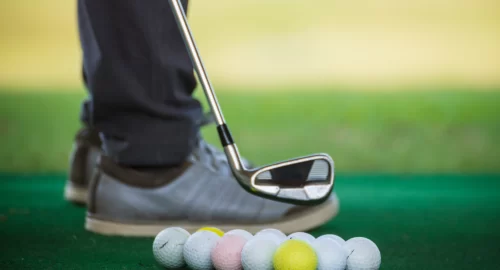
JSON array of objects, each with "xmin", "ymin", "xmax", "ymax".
[{"xmin": 211, "ymin": 234, "xmax": 247, "ymax": 270}]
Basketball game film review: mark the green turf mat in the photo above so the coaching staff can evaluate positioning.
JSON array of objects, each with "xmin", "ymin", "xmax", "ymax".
[{"xmin": 1, "ymin": 173, "xmax": 499, "ymax": 269}]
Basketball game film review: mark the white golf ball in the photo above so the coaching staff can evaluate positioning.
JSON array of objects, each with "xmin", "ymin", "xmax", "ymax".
[
  {"xmin": 313, "ymin": 238, "xmax": 347, "ymax": 270},
  {"xmin": 344, "ymin": 237, "xmax": 381, "ymax": 270},
  {"xmin": 152, "ymin": 227, "xmax": 191, "ymax": 268},
  {"xmin": 241, "ymin": 237, "xmax": 279, "ymax": 270},
  {"xmin": 183, "ymin": 230, "xmax": 221, "ymax": 270},
  {"xmin": 225, "ymin": 229, "xmax": 253, "ymax": 241},
  {"xmin": 317, "ymin": 234, "xmax": 346, "ymax": 246},
  {"xmin": 287, "ymin": 232, "xmax": 315, "ymax": 244},
  {"xmin": 254, "ymin": 229, "xmax": 287, "ymax": 243},
  {"xmin": 253, "ymin": 233, "xmax": 282, "ymax": 245}
]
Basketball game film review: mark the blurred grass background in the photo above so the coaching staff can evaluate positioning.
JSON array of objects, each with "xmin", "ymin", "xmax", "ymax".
[{"xmin": 0, "ymin": 0, "xmax": 499, "ymax": 173}]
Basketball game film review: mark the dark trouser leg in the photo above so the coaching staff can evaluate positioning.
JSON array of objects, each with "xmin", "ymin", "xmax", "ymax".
[{"xmin": 78, "ymin": 0, "xmax": 201, "ymax": 166}]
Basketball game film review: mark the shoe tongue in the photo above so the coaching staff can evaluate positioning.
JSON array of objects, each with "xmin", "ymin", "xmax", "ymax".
[{"xmin": 197, "ymin": 111, "xmax": 215, "ymax": 128}]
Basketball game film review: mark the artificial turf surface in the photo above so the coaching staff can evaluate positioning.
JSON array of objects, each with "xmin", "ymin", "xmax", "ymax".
[{"xmin": 0, "ymin": 173, "xmax": 499, "ymax": 269}]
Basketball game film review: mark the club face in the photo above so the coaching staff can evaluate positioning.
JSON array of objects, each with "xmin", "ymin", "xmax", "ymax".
[
  {"xmin": 250, "ymin": 155, "xmax": 334, "ymax": 204},
  {"xmin": 224, "ymin": 145, "xmax": 335, "ymax": 205}
]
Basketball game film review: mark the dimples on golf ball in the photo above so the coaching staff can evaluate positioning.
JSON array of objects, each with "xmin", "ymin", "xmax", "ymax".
[
  {"xmin": 253, "ymin": 233, "xmax": 282, "ymax": 246},
  {"xmin": 211, "ymin": 234, "xmax": 247, "ymax": 270},
  {"xmin": 287, "ymin": 232, "xmax": 315, "ymax": 244},
  {"xmin": 255, "ymin": 229, "xmax": 287, "ymax": 243},
  {"xmin": 225, "ymin": 229, "xmax": 253, "ymax": 241},
  {"xmin": 241, "ymin": 237, "xmax": 279, "ymax": 270},
  {"xmin": 313, "ymin": 238, "xmax": 347, "ymax": 270},
  {"xmin": 183, "ymin": 230, "xmax": 221, "ymax": 270},
  {"xmin": 152, "ymin": 227, "xmax": 190, "ymax": 268},
  {"xmin": 317, "ymin": 234, "xmax": 346, "ymax": 246},
  {"xmin": 344, "ymin": 237, "xmax": 381, "ymax": 270}
]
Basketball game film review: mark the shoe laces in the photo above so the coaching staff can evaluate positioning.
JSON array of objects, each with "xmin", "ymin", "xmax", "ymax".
[{"xmin": 194, "ymin": 139, "xmax": 230, "ymax": 172}]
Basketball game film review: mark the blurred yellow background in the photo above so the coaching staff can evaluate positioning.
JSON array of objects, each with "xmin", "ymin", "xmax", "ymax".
[{"xmin": 0, "ymin": 0, "xmax": 499, "ymax": 90}]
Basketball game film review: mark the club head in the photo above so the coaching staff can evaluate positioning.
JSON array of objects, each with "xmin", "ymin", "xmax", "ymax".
[{"xmin": 225, "ymin": 145, "xmax": 335, "ymax": 205}]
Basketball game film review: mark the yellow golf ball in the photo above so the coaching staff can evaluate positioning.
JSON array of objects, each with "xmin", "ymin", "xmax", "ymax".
[
  {"xmin": 273, "ymin": 239, "xmax": 317, "ymax": 270},
  {"xmin": 197, "ymin": 227, "xmax": 224, "ymax": 237}
]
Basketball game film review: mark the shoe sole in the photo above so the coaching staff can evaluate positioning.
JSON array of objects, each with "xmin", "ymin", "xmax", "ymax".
[
  {"xmin": 64, "ymin": 182, "xmax": 88, "ymax": 205},
  {"xmin": 85, "ymin": 196, "xmax": 339, "ymax": 237}
]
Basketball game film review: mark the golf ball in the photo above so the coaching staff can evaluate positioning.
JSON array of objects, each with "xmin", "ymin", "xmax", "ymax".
[
  {"xmin": 225, "ymin": 229, "xmax": 253, "ymax": 241},
  {"xmin": 317, "ymin": 234, "xmax": 346, "ymax": 246},
  {"xmin": 254, "ymin": 228, "xmax": 287, "ymax": 243},
  {"xmin": 287, "ymin": 232, "xmax": 315, "ymax": 244},
  {"xmin": 241, "ymin": 237, "xmax": 279, "ymax": 270},
  {"xmin": 197, "ymin": 226, "xmax": 224, "ymax": 237},
  {"xmin": 253, "ymin": 233, "xmax": 282, "ymax": 245},
  {"xmin": 152, "ymin": 227, "xmax": 190, "ymax": 268},
  {"xmin": 211, "ymin": 234, "xmax": 247, "ymax": 270},
  {"xmin": 273, "ymin": 239, "xmax": 317, "ymax": 270},
  {"xmin": 312, "ymin": 238, "xmax": 347, "ymax": 270},
  {"xmin": 344, "ymin": 237, "xmax": 381, "ymax": 270},
  {"xmin": 183, "ymin": 230, "xmax": 221, "ymax": 270}
]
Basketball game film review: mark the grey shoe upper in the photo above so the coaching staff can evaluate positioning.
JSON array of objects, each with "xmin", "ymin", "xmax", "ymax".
[
  {"xmin": 88, "ymin": 141, "xmax": 325, "ymax": 224},
  {"xmin": 72, "ymin": 125, "xmax": 335, "ymax": 224}
]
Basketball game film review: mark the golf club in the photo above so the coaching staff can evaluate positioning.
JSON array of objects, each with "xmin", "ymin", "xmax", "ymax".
[{"xmin": 168, "ymin": 0, "xmax": 335, "ymax": 205}]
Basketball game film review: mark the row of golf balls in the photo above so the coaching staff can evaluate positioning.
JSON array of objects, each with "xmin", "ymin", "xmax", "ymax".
[{"xmin": 153, "ymin": 227, "xmax": 381, "ymax": 270}]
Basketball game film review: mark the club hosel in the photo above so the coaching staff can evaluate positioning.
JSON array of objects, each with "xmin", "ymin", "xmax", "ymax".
[
  {"xmin": 217, "ymin": 123, "xmax": 242, "ymax": 168},
  {"xmin": 223, "ymin": 144, "xmax": 245, "ymax": 172}
]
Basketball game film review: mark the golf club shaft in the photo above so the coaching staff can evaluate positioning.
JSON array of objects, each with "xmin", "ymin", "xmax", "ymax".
[
  {"xmin": 169, "ymin": 1, "xmax": 228, "ymax": 125},
  {"xmin": 169, "ymin": 0, "xmax": 237, "ymax": 147},
  {"xmin": 169, "ymin": 0, "xmax": 244, "ymax": 173}
]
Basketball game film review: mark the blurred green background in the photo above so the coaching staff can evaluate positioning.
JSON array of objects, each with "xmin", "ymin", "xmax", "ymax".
[
  {"xmin": 1, "ymin": 0, "xmax": 499, "ymax": 173},
  {"xmin": 2, "ymin": 3, "xmax": 500, "ymax": 269}
]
